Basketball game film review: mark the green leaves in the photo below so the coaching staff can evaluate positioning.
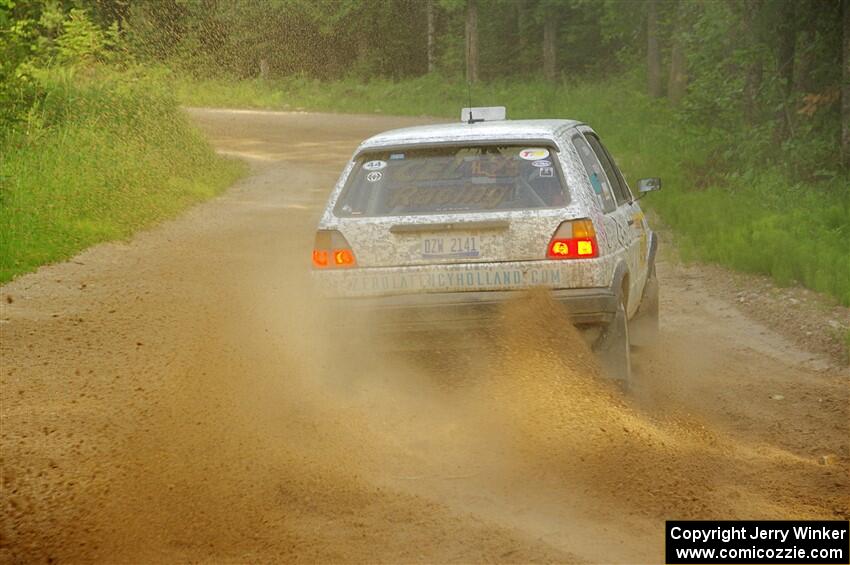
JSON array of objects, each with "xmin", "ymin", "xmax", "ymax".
[{"xmin": 56, "ymin": 9, "xmax": 114, "ymax": 65}]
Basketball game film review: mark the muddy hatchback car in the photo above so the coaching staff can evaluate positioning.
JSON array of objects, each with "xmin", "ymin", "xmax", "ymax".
[{"xmin": 311, "ymin": 107, "xmax": 660, "ymax": 385}]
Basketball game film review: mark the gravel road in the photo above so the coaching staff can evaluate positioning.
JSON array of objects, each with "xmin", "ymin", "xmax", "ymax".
[{"xmin": 1, "ymin": 109, "xmax": 847, "ymax": 563}]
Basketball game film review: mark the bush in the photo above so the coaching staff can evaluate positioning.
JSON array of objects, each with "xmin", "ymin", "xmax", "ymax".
[{"xmin": 0, "ymin": 67, "xmax": 244, "ymax": 282}]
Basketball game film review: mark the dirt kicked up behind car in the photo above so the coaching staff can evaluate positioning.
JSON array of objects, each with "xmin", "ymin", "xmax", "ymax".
[{"xmin": 311, "ymin": 106, "xmax": 662, "ymax": 386}]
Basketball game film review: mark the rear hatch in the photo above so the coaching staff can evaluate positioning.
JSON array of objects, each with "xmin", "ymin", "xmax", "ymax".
[{"xmin": 332, "ymin": 143, "xmax": 574, "ymax": 268}]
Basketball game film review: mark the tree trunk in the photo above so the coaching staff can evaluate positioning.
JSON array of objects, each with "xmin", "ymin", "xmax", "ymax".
[
  {"xmin": 743, "ymin": 60, "xmax": 764, "ymax": 125},
  {"xmin": 427, "ymin": 0, "xmax": 436, "ymax": 74},
  {"xmin": 842, "ymin": 0, "xmax": 850, "ymax": 167},
  {"xmin": 667, "ymin": 4, "xmax": 688, "ymax": 105},
  {"xmin": 777, "ymin": 1, "xmax": 796, "ymax": 100},
  {"xmin": 775, "ymin": 0, "xmax": 797, "ymax": 140},
  {"xmin": 466, "ymin": 0, "xmax": 479, "ymax": 83},
  {"xmin": 647, "ymin": 0, "xmax": 663, "ymax": 98},
  {"xmin": 517, "ymin": 0, "xmax": 529, "ymax": 69},
  {"xmin": 794, "ymin": 32, "xmax": 816, "ymax": 94},
  {"xmin": 742, "ymin": 2, "xmax": 763, "ymax": 125},
  {"xmin": 543, "ymin": 16, "xmax": 557, "ymax": 81}
]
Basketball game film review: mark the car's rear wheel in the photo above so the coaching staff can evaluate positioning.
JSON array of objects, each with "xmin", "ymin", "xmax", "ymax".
[
  {"xmin": 630, "ymin": 265, "xmax": 659, "ymax": 347},
  {"xmin": 595, "ymin": 295, "xmax": 631, "ymax": 387}
]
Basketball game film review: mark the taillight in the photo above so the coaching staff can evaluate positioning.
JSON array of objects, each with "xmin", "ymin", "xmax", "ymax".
[
  {"xmin": 312, "ymin": 230, "xmax": 356, "ymax": 269},
  {"xmin": 546, "ymin": 219, "xmax": 599, "ymax": 259}
]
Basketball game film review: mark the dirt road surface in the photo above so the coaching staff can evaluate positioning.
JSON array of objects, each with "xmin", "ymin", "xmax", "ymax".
[{"xmin": 2, "ymin": 110, "xmax": 848, "ymax": 563}]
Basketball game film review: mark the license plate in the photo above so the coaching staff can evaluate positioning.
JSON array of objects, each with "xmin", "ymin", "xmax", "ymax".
[{"xmin": 421, "ymin": 234, "xmax": 481, "ymax": 258}]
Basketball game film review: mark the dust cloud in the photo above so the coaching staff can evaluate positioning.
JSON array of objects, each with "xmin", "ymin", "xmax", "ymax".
[{"xmin": 141, "ymin": 252, "xmax": 842, "ymax": 562}]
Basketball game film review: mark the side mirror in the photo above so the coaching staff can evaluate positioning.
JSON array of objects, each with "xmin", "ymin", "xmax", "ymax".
[{"xmin": 637, "ymin": 177, "xmax": 662, "ymax": 193}]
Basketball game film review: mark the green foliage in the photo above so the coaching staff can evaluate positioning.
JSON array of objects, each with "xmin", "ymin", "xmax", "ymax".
[
  {"xmin": 678, "ymin": 0, "xmax": 844, "ymax": 177},
  {"xmin": 0, "ymin": 4, "xmax": 125, "ymax": 136},
  {"xmin": 0, "ymin": 2, "xmax": 39, "ymax": 135},
  {"xmin": 55, "ymin": 8, "xmax": 118, "ymax": 64},
  {"xmin": 654, "ymin": 172, "xmax": 850, "ymax": 305},
  {"xmin": 122, "ymin": 0, "xmax": 633, "ymax": 81},
  {"xmin": 124, "ymin": 0, "xmax": 434, "ymax": 81},
  {"xmin": 0, "ymin": 67, "xmax": 244, "ymax": 282}
]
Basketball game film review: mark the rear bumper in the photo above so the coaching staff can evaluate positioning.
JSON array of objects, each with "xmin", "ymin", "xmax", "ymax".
[
  {"xmin": 312, "ymin": 258, "xmax": 614, "ymax": 297},
  {"xmin": 334, "ymin": 287, "xmax": 618, "ymax": 334}
]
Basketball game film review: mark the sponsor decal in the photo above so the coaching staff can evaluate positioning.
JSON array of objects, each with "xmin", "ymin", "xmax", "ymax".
[
  {"xmin": 519, "ymin": 148, "xmax": 550, "ymax": 160},
  {"xmin": 363, "ymin": 160, "xmax": 387, "ymax": 171},
  {"xmin": 539, "ymin": 167, "xmax": 554, "ymax": 178},
  {"xmin": 531, "ymin": 159, "xmax": 552, "ymax": 168},
  {"xmin": 589, "ymin": 172, "xmax": 603, "ymax": 194},
  {"xmin": 337, "ymin": 267, "xmax": 565, "ymax": 294},
  {"xmin": 366, "ymin": 171, "xmax": 383, "ymax": 182}
]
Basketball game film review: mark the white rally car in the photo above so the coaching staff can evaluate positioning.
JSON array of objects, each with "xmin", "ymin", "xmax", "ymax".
[{"xmin": 311, "ymin": 107, "xmax": 660, "ymax": 384}]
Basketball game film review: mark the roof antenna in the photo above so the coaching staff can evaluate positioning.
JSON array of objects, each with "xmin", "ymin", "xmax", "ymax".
[
  {"xmin": 465, "ymin": 35, "xmax": 482, "ymax": 124},
  {"xmin": 466, "ymin": 80, "xmax": 476, "ymax": 124}
]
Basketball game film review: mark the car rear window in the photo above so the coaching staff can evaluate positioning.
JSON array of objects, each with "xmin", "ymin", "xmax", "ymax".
[{"xmin": 334, "ymin": 144, "xmax": 569, "ymax": 217}]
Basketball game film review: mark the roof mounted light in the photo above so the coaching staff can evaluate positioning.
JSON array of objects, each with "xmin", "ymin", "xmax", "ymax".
[{"xmin": 461, "ymin": 106, "xmax": 506, "ymax": 123}]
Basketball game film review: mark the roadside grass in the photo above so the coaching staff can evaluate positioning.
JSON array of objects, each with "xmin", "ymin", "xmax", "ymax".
[
  {"xmin": 176, "ymin": 73, "xmax": 850, "ymax": 306},
  {"xmin": 0, "ymin": 68, "xmax": 245, "ymax": 283}
]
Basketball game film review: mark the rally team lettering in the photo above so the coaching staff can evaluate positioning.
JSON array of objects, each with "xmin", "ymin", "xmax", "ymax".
[
  {"xmin": 345, "ymin": 268, "xmax": 563, "ymax": 293},
  {"xmin": 387, "ymin": 184, "xmax": 510, "ymax": 210}
]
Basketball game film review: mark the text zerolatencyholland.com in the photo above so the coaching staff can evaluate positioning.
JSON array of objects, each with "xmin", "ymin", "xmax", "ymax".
[{"xmin": 665, "ymin": 521, "xmax": 849, "ymax": 564}]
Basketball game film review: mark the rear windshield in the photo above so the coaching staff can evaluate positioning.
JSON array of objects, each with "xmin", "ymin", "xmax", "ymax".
[{"xmin": 334, "ymin": 144, "xmax": 569, "ymax": 217}]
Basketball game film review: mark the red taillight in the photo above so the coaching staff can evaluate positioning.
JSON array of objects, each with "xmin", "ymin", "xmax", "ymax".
[
  {"xmin": 312, "ymin": 250, "xmax": 329, "ymax": 267},
  {"xmin": 333, "ymin": 249, "xmax": 355, "ymax": 266},
  {"xmin": 546, "ymin": 219, "xmax": 599, "ymax": 259},
  {"xmin": 312, "ymin": 230, "xmax": 356, "ymax": 269}
]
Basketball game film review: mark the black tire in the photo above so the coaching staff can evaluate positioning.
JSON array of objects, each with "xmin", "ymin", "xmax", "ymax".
[
  {"xmin": 595, "ymin": 296, "xmax": 631, "ymax": 386},
  {"xmin": 630, "ymin": 266, "xmax": 659, "ymax": 347}
]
